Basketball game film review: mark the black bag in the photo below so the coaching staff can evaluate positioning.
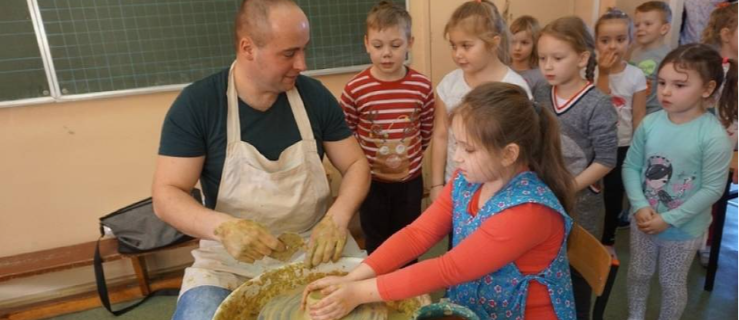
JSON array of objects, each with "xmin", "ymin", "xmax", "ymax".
[{"xmin": 93, "ymin": 189, "xmax": 201, "ymax": 316}]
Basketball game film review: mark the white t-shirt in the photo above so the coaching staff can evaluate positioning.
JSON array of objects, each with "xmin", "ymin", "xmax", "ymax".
[
  {"xmin": 598, "ymin": 64, "xmax": 647, "ymax": 146},
  {"xmin": 437, "ymin": 68, "xmax": 532, "ymax": 181}
]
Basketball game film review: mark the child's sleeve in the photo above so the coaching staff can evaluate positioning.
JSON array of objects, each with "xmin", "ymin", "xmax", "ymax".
[
  {"xmin": 622, "ymin": 118, "xmax": 650, "ymax": 212},
  {"xmin": 661, "ymin": 132, "xmax": 732, "ymax": 227},
  {"xmin": 363, "ymin": 178, "xmax": 455, "ymax": 275},
  {"xmin": 420, "ymin": 88, "xmax": 435, "ymax": 151},
  {"xmin": 589, "ymin": 95, "xmax": 619, "ymax": 168},
  {"xmin": 339, "ymin": 84, "xmax": 359, "ymax": 133},
  {"xmin": 374, "ymin": 203, "xmax": 562, "ymax": 301}
]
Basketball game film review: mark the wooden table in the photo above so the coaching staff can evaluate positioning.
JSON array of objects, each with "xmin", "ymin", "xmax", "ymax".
[{"xmin": 704, "ymin": 151, "xmax": 738, "ymax": 291}]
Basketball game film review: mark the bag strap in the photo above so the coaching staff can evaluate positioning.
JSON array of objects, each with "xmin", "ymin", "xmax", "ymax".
[{"xmin": 94, "ymin": 237, "xmax": 180, "ymax": 316}]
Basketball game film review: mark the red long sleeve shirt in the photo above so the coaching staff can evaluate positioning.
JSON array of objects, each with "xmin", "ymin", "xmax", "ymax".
[{"xmin": 364, "ymin": 179, "xmax": 565, "ymax": 320}]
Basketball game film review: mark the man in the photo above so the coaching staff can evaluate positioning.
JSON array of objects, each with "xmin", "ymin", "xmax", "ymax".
[{"xmin": 151, "ymin": 0, "xmax": 370, "ymax": 318}]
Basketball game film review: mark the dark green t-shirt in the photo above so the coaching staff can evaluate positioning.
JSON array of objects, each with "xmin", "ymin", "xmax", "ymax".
[{"xmin": 158, "ymin": 68, "xmax": 352, "ymax": 209}]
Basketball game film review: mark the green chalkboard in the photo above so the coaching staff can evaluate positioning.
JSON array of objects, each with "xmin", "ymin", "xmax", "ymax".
[
  {"xmin": 33, "ymin": 0, "xmax": 381, "ymax": 96},
  {"xmin": 0, "ymin": 0, "xmax": 50, "ymax": 102}
]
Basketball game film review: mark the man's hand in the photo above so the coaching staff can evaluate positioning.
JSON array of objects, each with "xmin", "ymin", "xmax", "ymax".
[
  {"xmin": 305, "ymin": 214, "xmax": 347, "ymax": 268},
  {"xmin": 214, "ymin": 219, "xmax": 284, "ymax": 263}
]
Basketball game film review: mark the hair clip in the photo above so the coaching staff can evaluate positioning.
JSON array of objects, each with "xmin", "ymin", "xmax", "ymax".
[
  {"xmin": 475, "ymin": 0, "xmax": 482, "ymax": 3},
  {"xmin": 716, "ymin": 2, "xmax": 730, "ymax": 8}
]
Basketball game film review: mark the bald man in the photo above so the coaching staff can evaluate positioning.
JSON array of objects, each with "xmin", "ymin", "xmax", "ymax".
[{"xmin": 152, "ymin": 0, "xmax": 370, "ymax": 318}]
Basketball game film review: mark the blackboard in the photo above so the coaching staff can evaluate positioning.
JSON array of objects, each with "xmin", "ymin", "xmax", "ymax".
[
  {"xmin": 0, "ymin": 0, "xmax": 50, "ymax": 102},
  {"xmin": 1, "ymin": 0, "xmax": 395, "ymax": 103}
]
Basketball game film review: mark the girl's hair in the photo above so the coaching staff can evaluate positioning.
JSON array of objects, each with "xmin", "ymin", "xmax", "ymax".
[
  {"xmin": 449, "ymin": 82, "xmax": 575, "ymax": 213},
  {"xmin": 659, "ymin": 43, "xmax": 738, "ymax": 128},
  {"xmin": 541, "ymin": 16, "xmax": 597, "ymax": 82},
  {"xmin": 594, "ymin": 7, "xmax": 633, "ymax": 41},
  {"xmin": 510, "ymin": 15, "xmax": 541, "ymax": 68},
  {"xmin": 366, "ymin": 0, "xmax": 412, "ymax": 38},
  {"xmin": 444, "ymin": 0, "xmax": 511, "ymax": 65},
  {"xmin": 701, "ymin": 3, "xmax": 738, "ymax": 48}
]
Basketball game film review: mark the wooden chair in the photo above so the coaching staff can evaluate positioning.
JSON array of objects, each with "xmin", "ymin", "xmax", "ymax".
[{"xmin": 567, "ymin": 224, "xmax": 619, "ymax": 320}]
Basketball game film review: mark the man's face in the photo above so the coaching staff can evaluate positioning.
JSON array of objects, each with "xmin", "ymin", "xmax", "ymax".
[{"xmin": 250, "ymin": 5, "xmax": 310, "ymax": 93}]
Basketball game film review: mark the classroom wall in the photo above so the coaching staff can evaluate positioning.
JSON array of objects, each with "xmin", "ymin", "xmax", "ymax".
[{"xmin": 0, "ymin": 0, "xmax": 597, "ymax": 308}]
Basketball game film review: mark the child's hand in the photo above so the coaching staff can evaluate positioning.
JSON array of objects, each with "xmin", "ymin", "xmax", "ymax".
[
  {"xmin": 598, "ymin": 50, "xmax": 619, "ymax": 73},
  {"xmin": 307, "ymin": 282, "xmax": 363, "ymax": 320},
  {"xmin": 633, "ymin": 207, "xmax": 655, "ymax": 225},
  {"xmin": 301, "ymin": 275, "xmax": 351, "ymax": 310},
  {"xmin": 638, "ymin": 214, "xmax": 670, "ymax": 235}
]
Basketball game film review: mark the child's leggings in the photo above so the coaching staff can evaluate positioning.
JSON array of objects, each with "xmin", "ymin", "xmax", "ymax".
[{"xmin": 627, "ymin": 222, "xmax": 703, "ymax": 320}]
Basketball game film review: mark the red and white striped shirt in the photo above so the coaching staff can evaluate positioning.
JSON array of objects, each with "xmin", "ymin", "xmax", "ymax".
[{"xmin": 341, "ymin": 67, "xmax": 435, "ymax": 181}]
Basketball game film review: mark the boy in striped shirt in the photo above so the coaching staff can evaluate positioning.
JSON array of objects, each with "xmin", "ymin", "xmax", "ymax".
[{"xmin": 340, "ymin": 1, "xmax": 435, "ymax": 254}]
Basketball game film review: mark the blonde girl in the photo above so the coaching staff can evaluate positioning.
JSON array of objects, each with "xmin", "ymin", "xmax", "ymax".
[
  {"xmin": 510, "ymin": 15, "xmax": 546, "ymax": 93},
  {"xmin": 534, "ymin": 16, "xmax": 618, "ymax": 320},
  {"xmin": 429, "ymin": 0, "xmax": 532, "ymax": 201},
  {"xmin": 702, "ymin": 2, "xmax": 737, "ymax": 61}
]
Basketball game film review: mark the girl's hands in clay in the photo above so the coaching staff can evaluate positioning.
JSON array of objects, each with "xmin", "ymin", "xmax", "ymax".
[
  {"xmin": 301, "ymin": 275, "xmax": 350, "ymax": 310},
  {"xmin": 214, "ymin": 219, "xmax": 285, "ymax": 263},
  {"xmin": 306, "ymin": 282, "xmax": 362, "ymax": 320}
]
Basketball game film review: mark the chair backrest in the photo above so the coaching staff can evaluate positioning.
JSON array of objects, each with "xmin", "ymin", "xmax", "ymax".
[{"xmin": 567, "ymin": 224, "xmax": 612, "ymax": 296}]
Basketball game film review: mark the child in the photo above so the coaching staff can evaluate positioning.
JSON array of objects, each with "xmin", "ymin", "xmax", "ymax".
[
  {"xmin": 623, "ymin": 43, "xmax": 735, "ymax": 320},
  {"xmin": 304, "ymin": 83, "xmax": 577, "ymax": 320},
  {"xmin": 699, "ymin": 1, "xmax": 738, "ymax": 265},
  {"xmin": 593, "ymin": 8, "xmax": 648, "ymax": 249},
  {"xmin": 534, "ymin": 16, "xmax": 618, "ymax": 320},
  {"xmin": 429, "ymin": 0, "xmax": 531, "ymax": 201},
  {"xmin": 702, "ymin": 2, "xmax": 738, "ymax": 61},
  {"xmin": 631, "ymin": 1, "xmax": 673, "ymax": 115},
  {"xmin": 340, "ymin": 1, "xmax": 435, "ymax": 254},
  {"xmin": 510, "ymin": 15, "xmax": 547, "ymax": 93},
  {"xmin": 702, "ymin": 2, "xmax": 738, "ymax": 136}
]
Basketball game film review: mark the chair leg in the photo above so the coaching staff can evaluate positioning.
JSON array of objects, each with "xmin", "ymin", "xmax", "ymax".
[{"xmin": 592, "ymin": 263, "xmax": 619, "ymax": 320}]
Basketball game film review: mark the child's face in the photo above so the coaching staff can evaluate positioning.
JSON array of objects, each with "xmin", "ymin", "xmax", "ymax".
[
  {"xmin": 634, "ymin": 10, "xmax": 670, "ymax": 46},
  {"xmin": 365, "ymin": 26, "xmax": 413, "ymax": 81},
  {"xmin": 511, "ymin": 31, "xmax": 535, "ymax": 66},
  {"xmin": 537, "ymin": 34, "xmax": 589, "ymax": 86},
  {"xmin": 448, "ymin": 28, "xmax": 498, "ymax": 74},
  {"xmin": 657, "ymin": 63, "xmax": 716, "ymax": 116},
  {"xmin": 596, "ymin": 20, "xmax": 630, "ymax": 61},
  {"xmin": 723, "ymin": 27, "xmax": 738, "ymax": 57},
  {"xmin": 451, "ymin": 117, "xmax": 501, "ymax": 184}
]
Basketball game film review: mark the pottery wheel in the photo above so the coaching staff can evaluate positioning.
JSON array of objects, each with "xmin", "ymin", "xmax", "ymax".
[{"xmin": 257, "ymin": 288, "xmax": 387, "ymax": 320}]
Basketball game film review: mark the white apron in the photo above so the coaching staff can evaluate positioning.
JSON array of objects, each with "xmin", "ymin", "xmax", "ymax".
[{"xmin": 180, "ymin": 63, "xmax": 363, "ymax": 295}]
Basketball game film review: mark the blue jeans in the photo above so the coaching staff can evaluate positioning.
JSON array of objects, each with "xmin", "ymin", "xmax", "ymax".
[{"xmin": 172, "ymin": 285, "xmax": 232, "ymax": 320}]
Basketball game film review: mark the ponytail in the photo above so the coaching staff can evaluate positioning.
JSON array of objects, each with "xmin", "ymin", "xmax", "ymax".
[
  {"xmin": 718, "ymin": 59, "xmax": 738, "ymax": 128},
  {"xmin": 451, "ymin": 82, "xmax": 575, "ymax": 215},
  {"xmin": 530, "ymin": 105, "xmax": 576, "ymax": 214},
  {"xmin": 585, "ymin": 49, "xmax": 598, "ymax": 82}
]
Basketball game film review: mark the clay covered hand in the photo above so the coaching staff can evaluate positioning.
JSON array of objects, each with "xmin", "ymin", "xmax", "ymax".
[
  {"xmin": 303, "ymin": 282, "xmax": 362, "ymax": 320},
  {"xmin": 214, "ymin": 219, "xmax": 285, "ymax": 263},
  {"xmin": 305, "ymin": 215, "xmax": 347, "ymax": 268}
]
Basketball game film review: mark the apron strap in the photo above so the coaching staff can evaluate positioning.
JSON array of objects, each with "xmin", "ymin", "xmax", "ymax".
[
  {"xmin": 226, "ymin": 61, "xmax": 315, "ymax": 144},
  {"xmin": 286, "ymin": 87, "xmax": 316, "ymax": 142},
  {"xmin": 226, "ymin": 61, "xmax": 241, "ymax": 145}
]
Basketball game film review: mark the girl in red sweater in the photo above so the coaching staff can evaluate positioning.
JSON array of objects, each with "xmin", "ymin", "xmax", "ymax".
[{"xmin": 303, "ymin": 82, "xmax": 578, "ymax": 320}]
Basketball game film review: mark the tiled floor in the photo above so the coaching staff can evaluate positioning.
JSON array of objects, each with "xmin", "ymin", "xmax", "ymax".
[{"xmin": 50, "ymin": 201, "xmax": 739, "ymax": 320}]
